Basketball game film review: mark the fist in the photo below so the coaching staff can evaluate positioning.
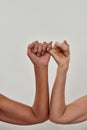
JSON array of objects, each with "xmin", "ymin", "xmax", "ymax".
[
  {"xmin": 48, "ymin": 40, "xmax": 70, "ymax": 70},
  {"xmin": 27, "ymin": 41, "xmax": 52, "ymax": 67}
]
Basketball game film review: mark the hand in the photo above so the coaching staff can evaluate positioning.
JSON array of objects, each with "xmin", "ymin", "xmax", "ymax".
[
  {"xmin": 27, "ymin": 41, "xmax": 52, "ymax": 67},
  {"xmin": 48, "ymin": 40, "xmax": 70, "ymax": 70}
]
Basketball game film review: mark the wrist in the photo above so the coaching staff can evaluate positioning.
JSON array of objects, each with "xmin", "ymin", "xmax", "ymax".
[
  {"xmin": 34, "ymin": 63, "xmax": 48, "ymax": 68},
  {"xmin": 34, "ymin": 65, "xmax": 48, "ymax": 71},
  {"xmin": 58, "ymin": 61, "xmax": 69, "ymax": 71},
  {"xmin": 57, "ymin": 65, "xmax": 69, "ymax": 73}
]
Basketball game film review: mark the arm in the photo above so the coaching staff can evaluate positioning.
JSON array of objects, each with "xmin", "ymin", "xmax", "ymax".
[
  {"xmin": 0, "ymin": 41, "xmax": 51, "ymax": 125},
  {"xmin": 0, "ymin": 94, "xmax": 38, "ymax": 125},
  {"xmin": 32, "ymin": 65, "xmax": 49, "ymax": 122},
  {"xmin": 49, "ymin": 41, "xmax": 87, "ymax": 124},
  {"xmin": 0, "ymin": 66, "xmax": 49, "ymax": 125}
]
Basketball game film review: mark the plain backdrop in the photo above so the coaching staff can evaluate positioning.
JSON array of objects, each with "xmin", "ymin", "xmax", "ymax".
[{"xmin": 0, "ymin": 0, "xmax": 87, "ymax": 130}]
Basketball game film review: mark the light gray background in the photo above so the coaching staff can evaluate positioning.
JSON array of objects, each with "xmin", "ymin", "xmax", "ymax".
[{"xmin": 0, "ymin": 0, "xmax": 87, "ymax": 130}]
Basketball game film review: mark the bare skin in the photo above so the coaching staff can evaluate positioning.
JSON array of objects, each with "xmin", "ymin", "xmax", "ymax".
[
  {"xmin": 0, "ymin": 41, "xmax": 52, "ymax": 125},
  {"xmin": 48, "ymin": 40, "xmax": 87, "ymax": 124},
  {"xmin": 1, "ymin": 40, "xmax": 87, "ymax": 125}
]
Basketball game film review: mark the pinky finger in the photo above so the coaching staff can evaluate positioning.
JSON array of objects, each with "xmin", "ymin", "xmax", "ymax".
[
  {"xmin": 47, "ymin": 41, "xmax": 53, "ymax": 51},
  {"xmin": 54, "ymin": 42, "xmax": 64, "ymax": 50}
]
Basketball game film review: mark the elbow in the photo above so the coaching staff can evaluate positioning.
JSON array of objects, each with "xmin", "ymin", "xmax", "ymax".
[
  {"xmin": 21, "ymin": 108, "xmax": 49, "ymax": 125},
  {"xmin": 38, "ymin": 115, "xmax": 49, "ymax": 123},
  {"xmin": 32, "ymin": 109, "xmax": 49, "ymax": 124},
  {"xmin": 39, "ymin": 109, "xmax": 49, "ymax": 123},
  {"xmin": 35, "ymin": 111, "xmax": 49, "ymax": 124},
  {"xmin": 32, "ymin": 114, "xmax": 48, "ymax": 124},
  {"xmin": 22, "ymin": 114, "xmax": 48, "ymax": 125},
  {"xmin": 35, "ymin": 112, "xmax": 49, "ymax": 124},
  {"xmin": 49, "ymin": 114, "xmax": 62, "ymax": 124},
  {"xmin": 49, "ymin": 113, "xmax": 72, "ymax": 125}
]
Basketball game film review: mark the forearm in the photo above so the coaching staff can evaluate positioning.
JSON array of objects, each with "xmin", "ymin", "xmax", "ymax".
[
  {"xmin": 0, "ymin": 65, "xmax": 49, "ymax": 125},
  {"xmin": 49, "ymin": 41, "xmax": 87, "ymax": 124},
  {"xmin": 50, "ymin": 66, "xmax": 68, "ymax": 121},
  {"xmin": 50, "ymin": 66, "xmax": 87, "ymax": 124},
  {"xmin": 32, "ymin": 65, "xmax": 49, "ymax": 121},
  {"xmin": 0, "ymin": 66, "xmax": 49, "ymax": 125}
]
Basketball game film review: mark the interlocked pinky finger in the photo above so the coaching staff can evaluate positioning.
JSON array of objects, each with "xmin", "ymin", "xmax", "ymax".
[
  {"xmin": 54, "ymin": 42, "xmax": 63, "ymax": 50},
  {"xmin": 47, "ymin": 41, "xmax": 52, "ymax": 51}
]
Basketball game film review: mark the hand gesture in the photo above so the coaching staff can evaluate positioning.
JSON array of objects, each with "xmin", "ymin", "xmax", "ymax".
[
  {"xmin": 27, "ymin": 41, "xmax": 52, "ymax": 67},
  {"xmin": 48, "ymin": 40, "xmax": 70, "ymax": 70}
]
